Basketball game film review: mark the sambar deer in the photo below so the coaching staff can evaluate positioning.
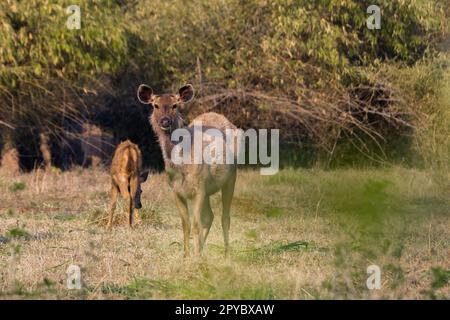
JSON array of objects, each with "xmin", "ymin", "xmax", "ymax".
[
  {"xmin": 108, "ymin": 140, "xmax": 148, "ymax": 229},
  {"xmin": 137, "ymin": 84, "xmax": 237, "ymax": 257}
]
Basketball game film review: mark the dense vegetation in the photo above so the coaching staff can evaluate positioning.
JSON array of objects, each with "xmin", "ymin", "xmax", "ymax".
[{"xmin": 0, "ymin": 0, "xmax": 448, "ymax": 169}]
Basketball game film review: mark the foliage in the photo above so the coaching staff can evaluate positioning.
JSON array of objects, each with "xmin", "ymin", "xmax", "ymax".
[
  {"xmin": 133, "ymin": 0, "xmax": 447, "ymax": 89},
  {"xmin": 0, "ymin": 0, "xmax": 129, "ymax": 133},
  {"xmin": 129, "ymin": 0, "xmax": 448, "ymax": 166},
  {"xmin": 0, "ymin": 0, "xmax": 448, "ymax": 168}
]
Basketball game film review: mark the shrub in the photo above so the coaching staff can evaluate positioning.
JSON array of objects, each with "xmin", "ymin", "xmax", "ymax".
[
  {"xmin": 0, "ymin": 0, "xmax": 129, "ymax": 137},
  {"xmin": 0, "ymin": 0, "xmax": 448, "ymax": 168},
  {"xmin": 129, "ymin": 0, "xmax": 448, "ymax": 166}
]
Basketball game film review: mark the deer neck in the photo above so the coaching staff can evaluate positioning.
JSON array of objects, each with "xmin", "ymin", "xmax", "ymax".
[{"xmin": 151, "ymin": 115, "xmax": 184, "ymax": 170}]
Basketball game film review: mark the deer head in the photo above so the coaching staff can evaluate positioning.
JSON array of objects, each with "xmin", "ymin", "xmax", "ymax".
[{"xmin": 137, "ymin": 84, "xmax": 194, "ymax": 133}]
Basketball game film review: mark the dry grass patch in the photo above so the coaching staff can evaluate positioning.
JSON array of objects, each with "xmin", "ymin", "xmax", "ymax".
[{"xmin": 0, "ymin": 167, "xmax": 448, "ymax": 299}]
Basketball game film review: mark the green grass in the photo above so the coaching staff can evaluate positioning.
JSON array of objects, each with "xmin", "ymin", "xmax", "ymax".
[
  {"xmin": 431, "ymin": 267, "xmax": 450, "ymax": 289},
  {"xmin": 9, "ymin": 182, "xmax": 26, "ymax": 192},
  {"xmin": 5, "ymin": 227, "xmax": 30, "ymax": 240}
]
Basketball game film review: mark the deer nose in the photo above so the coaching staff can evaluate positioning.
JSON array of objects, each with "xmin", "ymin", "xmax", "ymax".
[{"xmin": 160, "ymin": 117, "xmax": 171, "ymax": 128}]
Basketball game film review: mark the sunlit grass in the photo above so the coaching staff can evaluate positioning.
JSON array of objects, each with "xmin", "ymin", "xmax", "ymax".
[{"xmin": 0, "ymin": 167, "xmax": 448, "ymax": 299}]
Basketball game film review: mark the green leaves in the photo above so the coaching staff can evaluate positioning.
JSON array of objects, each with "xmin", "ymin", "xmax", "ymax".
[
  {"xmin": 0, "ymin": 0, "xmax": 447, "ymax": 164},
  {"xmin": 0, "ymin": 0, "xmax": 130, "ymax": 131}
]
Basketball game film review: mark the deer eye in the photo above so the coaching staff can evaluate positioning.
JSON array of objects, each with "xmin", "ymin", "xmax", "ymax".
[
  {"xmin": 153, "ymin": 104, "xmax": 159, "ymax": 109},
  {"xmin": 172, "ymin": 104, "xmax": 178, "ymax": 109}
]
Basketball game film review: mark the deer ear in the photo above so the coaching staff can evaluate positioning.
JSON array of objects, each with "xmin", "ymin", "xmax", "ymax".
[
  {"xmin": 137, "ymin": 84, "xmax": 153, "ymax": 104},
  {"xmin": 178, "ymin": 84, "xmax": 194, "ymax": 103}
]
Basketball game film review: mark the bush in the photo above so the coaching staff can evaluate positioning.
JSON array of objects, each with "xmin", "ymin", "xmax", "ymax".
[
  {"xmin": 0, "ymin": 0, "xmax": 448, "ymax": 168},
  {"xmin": 0, "ymin": 0, "xmax": 129, "ymax": 133},
  {"xmin": 128, "ymin": 0, "xmax": 448, "ymax": 166}
]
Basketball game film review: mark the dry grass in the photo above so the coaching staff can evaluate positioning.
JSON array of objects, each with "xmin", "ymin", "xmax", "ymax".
[{"xmin": 0, "ymin": 166, "xmax": 449, "ymax": 299}]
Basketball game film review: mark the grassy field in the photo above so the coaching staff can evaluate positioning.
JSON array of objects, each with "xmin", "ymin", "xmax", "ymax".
[{"xmin": 0, "ymin": 166, "xmax": 449, "ymax": 299}]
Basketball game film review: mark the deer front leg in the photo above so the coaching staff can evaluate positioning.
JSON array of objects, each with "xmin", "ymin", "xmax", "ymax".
[
  {"xmin": 175, "ymin": 193, "xmax": 190, "ymax": 257},
  {"xmin": 192, "ymin": 193, "xmax": 206, "ymax": 256}
]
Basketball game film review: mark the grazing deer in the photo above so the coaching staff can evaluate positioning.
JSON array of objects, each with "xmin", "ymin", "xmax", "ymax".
[
  {"xmin": 137, "ymin": 84, "xmax": 237, "ymax": 257},
  {"xmin": 108, "ymin": 140, "xmax": 148, "ymax": 229}
]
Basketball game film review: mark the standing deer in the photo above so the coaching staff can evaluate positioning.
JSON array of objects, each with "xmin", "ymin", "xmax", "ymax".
[
  {"xmin": 137, "ymin": 84, "xmax": 237, "ymax": 257},
  {"xmin": 108, "ymin": 140, "xmax": 148, "ymax": 229}
]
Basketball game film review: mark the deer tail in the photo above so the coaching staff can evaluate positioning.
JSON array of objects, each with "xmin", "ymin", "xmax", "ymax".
[{"xmin": 125, "ymin": 147, "xmax": 139, "ymax": 176}]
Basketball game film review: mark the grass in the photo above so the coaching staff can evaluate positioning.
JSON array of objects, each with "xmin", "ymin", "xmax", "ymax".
[
  {"xmin": 0, "ymin": 166, "xmax": 449, "ymax": 299},
  {"xmin": 9, "ymin": 182, "xmax": 26, "ymax": 192}
]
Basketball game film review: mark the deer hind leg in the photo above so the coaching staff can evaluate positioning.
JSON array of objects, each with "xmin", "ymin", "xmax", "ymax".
[
  {"xmin": 221, "ymin": 170, "xmax": 237, "ymax": 257},
  {"xmin": 117, "ymin": 179, "xmax": 132, "ymax": 228},
  {"xmin": 175, "ymin": 193, "xmax": 190, "ymax": 257},
  {"xmin": 201, "ymin": 196, "xmax": 214, "ymax": 243},
  {"xmin": 107, "ymin": 183, "xmax": 119, "ymax": 230},
  {"xmin": 192, "ymin": 193, "xmax": 206, "ymax": 256},
  {"xmin": 128, "ymin": 175, "xmax": 140, "ymax": 228}
]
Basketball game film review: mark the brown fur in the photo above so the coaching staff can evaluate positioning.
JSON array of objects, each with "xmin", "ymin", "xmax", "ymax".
[
  {"xmin": 81, "ymin": 123, "xmax": 116, "ymax": 167},
  {"xmin": 108, "ymin": 140, "xmax": 143, "ymax": 229},
  {"xmin": 39, "ymin": 132, "xmax": 52, "ymax": 170},
  {"xmin": 0, "ymin": 147, "xmax": 20, "ymax": 175},
  {"xmin": 138, "ymin": 84, "xmax": 237, "ymax": 257},
  {"xmin": 0, "ymin": 132, "xmax": 20, "ymax": 175}
]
